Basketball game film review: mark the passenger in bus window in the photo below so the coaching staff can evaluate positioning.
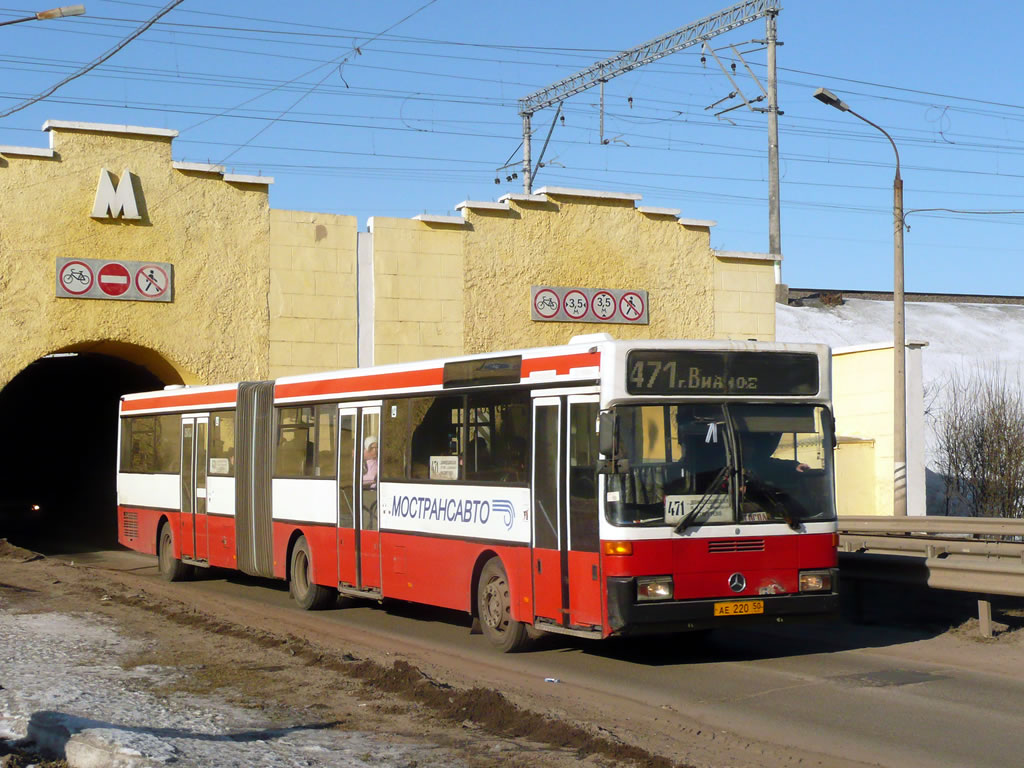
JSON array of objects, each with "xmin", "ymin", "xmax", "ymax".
[
  {"xmin": 496, "ymin": 434, "xmax": 527, "ymax": 482},
  {"xmin": 362, "ymin": 437, "xmax": 378, "ymax": 488}
]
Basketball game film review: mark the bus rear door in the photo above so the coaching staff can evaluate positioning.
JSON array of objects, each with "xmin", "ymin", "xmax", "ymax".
[{"xmin": 337, "ymin": 405, "xmax": 382, "ymax": 596}]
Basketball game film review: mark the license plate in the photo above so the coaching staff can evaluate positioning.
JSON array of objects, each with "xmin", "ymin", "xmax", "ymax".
[{"xmin": 713, "ymin": 599, "xmax": 764, "ymax": 617}]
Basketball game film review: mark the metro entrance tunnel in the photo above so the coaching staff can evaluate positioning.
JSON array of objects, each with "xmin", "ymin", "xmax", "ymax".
[{"xmin": 0, "ymin": 352, "xmax": 168, "ymax": 548}]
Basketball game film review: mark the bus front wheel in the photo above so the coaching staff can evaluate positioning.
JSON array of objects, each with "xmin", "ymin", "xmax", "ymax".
[
  {"xmin": 289, "ymin": 535, "xmax": 336, "ymax": 610},
  {"xmin": 477, "ymin": 558, "xmax": 530, "ymax": 652}
]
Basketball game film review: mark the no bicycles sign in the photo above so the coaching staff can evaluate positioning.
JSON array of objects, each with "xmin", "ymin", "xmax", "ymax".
[
  {"xmin": 531, "ymin": 285, "xmax": 648, "ymax": 325},
  {"xmin": 56, "ymin": 257, "xmax": 174, "ymax": 303}
]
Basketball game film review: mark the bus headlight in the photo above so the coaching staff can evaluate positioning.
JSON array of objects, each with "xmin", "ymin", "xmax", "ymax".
[
  {"xmin": 798, "ymin": 570, "xmax": 832, "ymax": 592},
  {"xmin": 637, "ymin": 576, "xmax": 673, "ymax": 601}
]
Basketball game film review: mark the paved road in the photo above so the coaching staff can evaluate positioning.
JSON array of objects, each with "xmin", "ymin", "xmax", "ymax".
[{"xmin": 74, "ymin": 547, "xmax": 1024, "ymax": 768}]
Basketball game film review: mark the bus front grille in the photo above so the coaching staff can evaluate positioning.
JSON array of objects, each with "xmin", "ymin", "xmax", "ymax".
[{"xmin": 708, "ymin": 538, "xmax": 765, "ymax": 553}]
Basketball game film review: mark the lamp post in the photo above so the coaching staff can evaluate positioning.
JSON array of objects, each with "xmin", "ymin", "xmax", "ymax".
[
  {"xmin": 813, "ymin": 87, "xmax": 906, "ymax": 517},
  {"xmin": 0, "ymin": 5, "xmax": 85, "ymax": 27}
]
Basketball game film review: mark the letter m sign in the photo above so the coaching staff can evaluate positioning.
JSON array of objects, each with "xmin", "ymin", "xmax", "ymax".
[{"xmin": 91, "ymin": 168, "xmax": 141, "ymax": 220}]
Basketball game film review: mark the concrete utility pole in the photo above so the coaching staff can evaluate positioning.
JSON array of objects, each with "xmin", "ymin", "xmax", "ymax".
[{"xmin": 766, "ymin": 10, "xmax": 781, "ymax": 275}]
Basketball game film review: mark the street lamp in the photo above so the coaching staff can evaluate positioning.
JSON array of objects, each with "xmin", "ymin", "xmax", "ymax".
[
  {"xmin": 0, "ymin": 5, "xmax": 85, "ymax": 27},
  {"xmin": 813, "ymin": 86, "xmax": 907, "ymax": 517}
]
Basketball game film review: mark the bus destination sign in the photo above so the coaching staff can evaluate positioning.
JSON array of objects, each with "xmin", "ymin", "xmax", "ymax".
[{"xmin": 626, "ymin": 350, "xmax": 819, "ymax": 396}]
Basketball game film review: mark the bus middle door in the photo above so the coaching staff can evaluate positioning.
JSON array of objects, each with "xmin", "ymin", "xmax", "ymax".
[
  {"xmin": 337, "ymin": 405, "xmax": 382, "ymax": 595},
  {"xmin": 179, "ymin": 415, "xmax": 209, "ymax": 564}
]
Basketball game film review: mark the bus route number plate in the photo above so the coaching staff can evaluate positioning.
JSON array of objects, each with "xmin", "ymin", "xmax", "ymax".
[{"xmin": 713, "ymin": 599, "xmax": 764, "ymax": 617}]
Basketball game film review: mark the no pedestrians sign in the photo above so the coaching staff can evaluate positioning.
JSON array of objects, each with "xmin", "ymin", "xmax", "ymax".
[{"xmin": 56, "ymin": 257, "xmax": 174, "ymax": 303}]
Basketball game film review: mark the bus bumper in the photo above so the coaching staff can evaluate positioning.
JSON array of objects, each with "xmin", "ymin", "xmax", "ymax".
[{"xmin": 606, "ymin": 572, "xmax": 840, "ymax": 635}]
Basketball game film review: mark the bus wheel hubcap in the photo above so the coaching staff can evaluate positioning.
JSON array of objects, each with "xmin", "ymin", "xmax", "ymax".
[{"xmin": 483, "ymin": 580, "xmax": 506, "ymax": 630}]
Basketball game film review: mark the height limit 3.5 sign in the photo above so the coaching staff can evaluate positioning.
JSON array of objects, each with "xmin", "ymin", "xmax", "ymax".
[
  {"xmin": 531, "ymin": 285, "xmax": 648, "ymax": 324},
  {"xmin": 56, "ymin": 257, "xmax": 173, "ymax": 303}
]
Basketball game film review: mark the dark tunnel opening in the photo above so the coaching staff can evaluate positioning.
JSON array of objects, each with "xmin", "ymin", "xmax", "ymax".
[{"xmin": 0, "ymin": 353, "xmax": 165, "ymax": 549}]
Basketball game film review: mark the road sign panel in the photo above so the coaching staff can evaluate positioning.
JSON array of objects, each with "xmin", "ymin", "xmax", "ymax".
[
  {"xmin": 531, "ymin": 285, "xmax": 648, "ymax": 324},
  {"xmin": 56, "ymin": 258, "xmax": 173, "ymax": 302}
]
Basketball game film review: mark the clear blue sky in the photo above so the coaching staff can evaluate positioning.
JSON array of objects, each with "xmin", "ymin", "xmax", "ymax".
[{"xmin": 2, "ymin": 1, "xmax": 1022, "ymax": 295}]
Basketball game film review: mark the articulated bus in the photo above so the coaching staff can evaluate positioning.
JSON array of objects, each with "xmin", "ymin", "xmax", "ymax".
[{"xmin": 117, "ymin": 336, "xmax": 839, "ymax": 651}]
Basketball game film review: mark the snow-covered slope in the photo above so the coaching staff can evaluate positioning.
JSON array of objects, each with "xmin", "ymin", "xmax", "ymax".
[{"xmin": 777, "ymin": 297, "xmax": 1024, "ymax": 477}]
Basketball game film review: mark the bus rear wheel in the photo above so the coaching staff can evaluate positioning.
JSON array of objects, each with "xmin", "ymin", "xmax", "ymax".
[
  {"xmin": 289, "ymin": 535, "xmax": 336, "ymax": 610},
  {"xmin": 477, "ymin": 558, "xmax": 530, "ymax": 652},
  {"xmin": 157, "ymin": 521, "xmax": 193, "ymax": 582}
]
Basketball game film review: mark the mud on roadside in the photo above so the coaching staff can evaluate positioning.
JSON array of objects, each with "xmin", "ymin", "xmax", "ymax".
[{"xmin": 0, "ymin": 541, "xmax": 685, "ymax": 768}]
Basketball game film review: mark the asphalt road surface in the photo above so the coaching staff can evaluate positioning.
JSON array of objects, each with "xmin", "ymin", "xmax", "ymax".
[{"xmin": 61, "ymin": 546, "xmax": 1024, "ymax": 768}]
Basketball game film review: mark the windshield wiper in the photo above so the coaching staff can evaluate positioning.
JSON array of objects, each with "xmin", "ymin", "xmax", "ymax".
[
  {"xmin": 743, "ymin": 469, "xmax": 803, "ymax": 530},
  {"xmin": 674, "ymin": 464, "xmax": 732, "ymax": 534}
]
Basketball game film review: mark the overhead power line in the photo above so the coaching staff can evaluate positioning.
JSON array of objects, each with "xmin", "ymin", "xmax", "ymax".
[{"xmin": 0, "ymin": 0, "xmax": 184, "ymax": 119}]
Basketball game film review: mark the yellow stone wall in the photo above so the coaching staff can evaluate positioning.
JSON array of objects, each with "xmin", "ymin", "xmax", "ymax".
[
  {"xmin": 712, "ymin": 255, "xmax": 777, "ymax": 340},
  {"xmin": 369, "ymin": 216, "xmax": 464, "ymax": 365},
  {"xmin": 832, "ymin": 346, "xmax": 894, "ymax": 516},
  {"xmin": 269, "ymin": 209, "xmax": 358, "ymax": 377},
  {"xmin": 1, "ymin": 121, "xmax": 781, "ymax": 389},
  {"xmin": 0, "ymin": 124, "xmax": 271, "ymax": 387},
  {"xmin": 460, "ymin": 194, "xmax": 717, "ymax": 352}
]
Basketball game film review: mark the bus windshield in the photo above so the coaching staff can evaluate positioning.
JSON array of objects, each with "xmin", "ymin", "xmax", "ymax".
[{"xmin": 605, "ymin": 403, "xmax": 836, "ymax": 528}]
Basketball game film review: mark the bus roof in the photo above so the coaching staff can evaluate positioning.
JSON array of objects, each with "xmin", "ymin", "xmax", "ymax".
[{"xmin": 119, "ymin": 338, "xmax": 831, "ymax": 414}]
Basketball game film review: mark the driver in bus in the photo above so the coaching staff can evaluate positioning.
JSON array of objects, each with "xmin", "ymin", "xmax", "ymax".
[{"xmin": 741, "ymin": 432, "xmax": 809, "ymax": 481}]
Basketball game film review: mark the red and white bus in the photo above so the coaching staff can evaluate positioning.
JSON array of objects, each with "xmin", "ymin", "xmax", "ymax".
[{"xmin": 117, "ymin": 335, "xmax": 839, "ymax": 651}]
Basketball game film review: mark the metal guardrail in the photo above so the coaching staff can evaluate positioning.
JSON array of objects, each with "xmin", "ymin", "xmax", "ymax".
[
  {"xmin": 840, "ymin": 515, "xmax": 1024, "ymax": 538},
  {"xmin": 838, "ymin": 515, "xmax": 1024, "ymax": 636}
]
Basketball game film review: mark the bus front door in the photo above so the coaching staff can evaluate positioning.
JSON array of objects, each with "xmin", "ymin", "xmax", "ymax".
[
  {"xmin": 531, "ymin": 396, "xmax": 603, "ymax": 632},
  {"xmin": 565, "ymin": 396, "xmax": 602, "ymax": 629},
  {"xmin": 337, "ymin": 405, "xmax": 381, "ymax": 595},
  {"xmin": 179, "ymin": 415, "xmax": 209, "ymax": 564},
  {"xmin": 531, "ymin": 398, "xmax": 563, "ymax": 624}
]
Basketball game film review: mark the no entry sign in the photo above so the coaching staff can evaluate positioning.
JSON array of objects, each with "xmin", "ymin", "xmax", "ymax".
[
  {"xmin": 56, "ymin": 257, "xmax": 173, "ymax": 302},
  {"xmin": 98, "ymin": 262, "xmax": 131, "ymax": 296}
]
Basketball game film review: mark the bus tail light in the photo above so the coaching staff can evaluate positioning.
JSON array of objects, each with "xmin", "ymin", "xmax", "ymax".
[
  {"xmin": 603, "ymin": 541, "xmax": 633, "ymax": 556},
  {"xmin": 798, "ymin": 570, "xmax": 832, "ymax": 592},
  {"xmin": 637, "ymin": 576, "xmax": 673, "ymax": 601}
]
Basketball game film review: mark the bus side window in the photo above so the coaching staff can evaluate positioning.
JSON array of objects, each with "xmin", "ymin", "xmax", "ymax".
[
  {"xmin": 467, "ymin": 390, "xmax": 530, "ymax": 483},
  {"xmin": 382, "ymin": 399, "xmax": 410, "ymax": 481},
  {"xmin": 209, "ymin": 411, "xmax": 235, "ymax": 477},
  {"xmin": 410, "ymin": 396, "xmax": 463, "ymax": 480},
  {"xmin": 119, "ymin": 415, "xmax": 181, "ymax": 474},
  {"xmin": 383, "ymin": 396, "xmax": 463, "ymax": 481},
  {"xmin": 273, "ymin": 405, "xmax": 335, "ymax": 479}
]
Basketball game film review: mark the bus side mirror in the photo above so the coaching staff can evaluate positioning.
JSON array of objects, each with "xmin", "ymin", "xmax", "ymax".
[
  {"xmin": 824, "ymin": 408, "xmax": 837, "ymax": 449},
  {"xmin": 597, "ymin": 411, "xmax": 627, "ymax": 473},
  {"xmin": 599, "ymin": 411, "xmax": 616, "ymax": 457}
]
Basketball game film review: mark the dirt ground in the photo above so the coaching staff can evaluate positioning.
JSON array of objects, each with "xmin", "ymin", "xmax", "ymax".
[{"xmin": 0, "ymin": 541, "xmax": 691, "ymax": 768}]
